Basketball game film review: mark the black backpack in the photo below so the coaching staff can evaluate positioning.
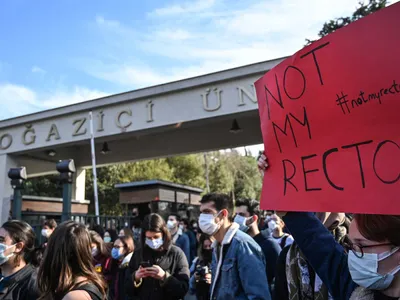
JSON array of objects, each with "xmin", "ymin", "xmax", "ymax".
[
  {"xmin": 70, "ymin": 284, "xmax": 104, "ymax": 300},
  {"xmin": 280, "ymin": 235, "xmax": 289, "ymax": 249}
]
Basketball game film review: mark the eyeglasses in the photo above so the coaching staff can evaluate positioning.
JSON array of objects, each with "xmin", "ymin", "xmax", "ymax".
[{"xmin": 343, "ymin": 241, "xmax": 393, "ymax": 258}]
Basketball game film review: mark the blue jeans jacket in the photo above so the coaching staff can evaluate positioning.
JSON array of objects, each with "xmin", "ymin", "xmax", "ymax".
[{"xmin": 210, "ymin": 223, "xmax": 271, "ymax": 300}]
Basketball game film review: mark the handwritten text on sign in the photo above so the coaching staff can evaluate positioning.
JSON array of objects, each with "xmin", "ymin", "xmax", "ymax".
[{"xmin": 255, "ymin": 3, "xmax": 400, "ymax": 214}]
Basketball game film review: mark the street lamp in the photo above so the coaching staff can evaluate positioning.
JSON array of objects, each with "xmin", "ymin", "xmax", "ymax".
[
  {"xmin": 56, "ymin": 159, "xmax": 76, "ymax": 222},
  {"xmin": 8, "ymin": 167, "xmax": 27, "ymax": 220}
]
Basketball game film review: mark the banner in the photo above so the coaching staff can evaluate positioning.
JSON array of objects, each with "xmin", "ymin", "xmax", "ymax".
[{"xmin": 255, "ymin": 3, "xmax": 400, "ymax": 214}]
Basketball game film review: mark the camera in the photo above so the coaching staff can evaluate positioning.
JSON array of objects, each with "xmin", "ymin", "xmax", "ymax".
[{"xmin": 196, "ymin": 265, "xmax": 209, "ymax": 281}]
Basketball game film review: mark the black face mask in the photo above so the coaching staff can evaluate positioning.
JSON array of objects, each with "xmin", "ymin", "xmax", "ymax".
[{"xmin": 202, "ymin": 249, "xmax": 213, "ymax": 262}]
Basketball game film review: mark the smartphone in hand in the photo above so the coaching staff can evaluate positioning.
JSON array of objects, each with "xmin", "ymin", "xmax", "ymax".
[{"xmin": 140, "ymin": 261, "xmax": 152, "ymax": 268}]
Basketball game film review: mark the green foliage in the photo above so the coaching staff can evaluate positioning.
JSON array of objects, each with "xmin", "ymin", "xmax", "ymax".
[
  {"xmin": 166, "ymin": 154, "xmax": 206, "ymax": 188},
  {"xmin": 24, "ymin": 151, "xmax": 263, "ymax": 215},
  {"xmin": 24, "ymin": 174, "xmax": 61, "ymax": 198},
  {"xmin": 306, "ymin": 0, "xmax": 387, "ymax": 44}
]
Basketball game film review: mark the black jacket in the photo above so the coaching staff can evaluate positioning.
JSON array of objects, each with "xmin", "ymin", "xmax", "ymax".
[
  {"xmin": 116, "ymin": 263, "xmax": 132, "ymax": 300},
  {"xmin": 253, "ymin": 230, "xmax": 281, "ymax": 285},
  {"xmin": 274, "ymin": 245, "xmax": 290, "ymax": 300},
  {"xmin": 125, "ymin": 245, "xmax": 189, "ymax": 300},
  {"xmin": 0, "ymin": 264, "xmax": 39, "ymax": 300}
]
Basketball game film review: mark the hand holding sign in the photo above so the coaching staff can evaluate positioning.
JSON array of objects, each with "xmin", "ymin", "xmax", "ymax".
[{"xmin": 255, "ymin": 3, "xmax": 400, "ymax": 214}]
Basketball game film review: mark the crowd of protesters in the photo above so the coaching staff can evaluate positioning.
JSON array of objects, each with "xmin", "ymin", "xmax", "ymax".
[{"xmin": 0, "ymin": 153, "xmax": 399, "ymax": 299}]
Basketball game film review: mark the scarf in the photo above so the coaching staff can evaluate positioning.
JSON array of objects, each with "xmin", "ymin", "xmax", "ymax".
[{"xmin": 286, "ymin": 213, "xmax": 347, "ymax": 300}]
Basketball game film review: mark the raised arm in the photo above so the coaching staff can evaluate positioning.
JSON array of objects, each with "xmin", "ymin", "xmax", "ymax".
[{"xmin": 283, "ymin": 212, "xmax": 357, "ymax": 300}]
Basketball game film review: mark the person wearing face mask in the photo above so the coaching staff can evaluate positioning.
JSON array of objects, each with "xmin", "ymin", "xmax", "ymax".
[
  {"xmin": 38, "ymin": 221, "xmax": 106, "ymax": 300},
  {"xmin": 89, "ymin": 231, "xmax": 115, "ymax": 294},
  {"xmin": 125, "ymin": 213, "xmax": 190, "ymax": 300},
  {"xmin": 274, "ymin": 213, "xmax": 350, "ymax": 300},
  {"xmin": 188, "ymin": 234, "xmax": 213, "ymax": 300},
  {"xmin": 199, "ymin": 193, "xmax": 271, "ymax": 300},
  {"xmin": 112, "ymin": 235, "xmax": 135, "ymax": 300},
  {"xmin": 180, "ymin": 218, "xmax": 198, "ymax": 266},
  {"xmin": 104, "ymin": 229, "xmax": 118, "ymax": 244},
  {"xmin": 41, "ymin": 219, "xmax": 57, "ymax": 248},
  {"xmin": 234, "ymin": 199, "xmax": 281, "ymax": 291},
  {"xmin": 258, "ymin": 152, "xmax": 400, "ymax": 300},
  {"xmin": 167, "ymin": 214, "xmax": 191, "ymax": 264},
  {"xmin": 268, "ymin": 214, "xmax": 294, "ymax": 249},
  {"xmin": 131, "ymin": 218, "xmax": 142, "ymax": 243},
  {"xmin": 0, "ymin": 220, "xmax": 39, "ymax": 300}
]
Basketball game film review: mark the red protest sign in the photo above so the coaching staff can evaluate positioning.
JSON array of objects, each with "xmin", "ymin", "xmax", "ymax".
[{"xmin": 255, "ymin": 3, "xmax": 400, "ymax": 215}]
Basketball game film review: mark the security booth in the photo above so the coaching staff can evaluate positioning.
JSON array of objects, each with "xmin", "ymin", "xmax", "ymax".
[
  {"xmin": 115, "ymin": 180, "xmax": 203, "ymax": 221},
  {"xmin": 12, "ymin": 195, "xmax": 90, "ymax": 245}
]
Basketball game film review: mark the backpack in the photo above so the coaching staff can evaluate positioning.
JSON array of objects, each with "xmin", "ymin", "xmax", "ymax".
[
  {"xmin": 280, "ymin": 235, "xmax": 289, "ymax": 249},
  {"xmin": 70, "ymin": 284, "xmax": 104, "ymax": 300}
]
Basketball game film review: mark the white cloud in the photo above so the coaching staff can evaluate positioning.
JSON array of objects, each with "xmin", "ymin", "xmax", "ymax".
[
  {"xmin": 154, "ymin": 29, "xmax": 192, "ymax": 40},
  {"xmin": 83, "ymin": 0, "xmax": 399, "ymax": 89},
  {"xmin": 95, "ymin": 15, "xmax": 121, "ymax": 28},
  {"xmin": 0, "ymin": 82, "xmax": 108, "ymax": 120},
  {"xmin": 0, "ymin": 83, "xmax": 39, "ymax": 118},
  {"xmin": 41, "ymin": 86, "xmax": 108, "ymax": 108},
  {"xmin": 150, "ymin": 0, "xmax": 216, "ymax": 16},
  {"xmin": 31, "ymin": 66, "xmax": 46, "ymax": 74}
]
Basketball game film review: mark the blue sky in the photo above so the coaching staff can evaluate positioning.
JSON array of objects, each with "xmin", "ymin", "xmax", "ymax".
[{"xmin": 1, "ymin": 0, "xmax": 396, "ymax": 124}]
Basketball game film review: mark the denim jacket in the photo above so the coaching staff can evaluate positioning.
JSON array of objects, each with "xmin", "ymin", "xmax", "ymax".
[{"xmin": 210, "ymin": 223, "xmax": 271, "ymax": 300}]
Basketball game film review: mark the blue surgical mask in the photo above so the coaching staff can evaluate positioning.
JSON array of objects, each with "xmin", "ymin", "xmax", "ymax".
[
  {"xmin": 104, "ymin": 237, "xmax": 112, "ymax": 243},
  {"xmin": 348, "ymin": 247, "xmax": 400, "ymax": 290},
  {"xmin": 146, "ymin": 238, "xmax": 163, "ymax": 250},
  {"xmin": 111, "ymin": 248, "xmax": 123, "ymax": 260},
  {"xmin": 234, "ymin": 215, "xmax": 249, "ymax": 232},
  {"xmin": 0, "ymin": 243, "xmax": 15, "ymax": 266}
]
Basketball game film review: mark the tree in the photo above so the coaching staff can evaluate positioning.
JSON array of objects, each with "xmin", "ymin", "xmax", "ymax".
[
  {"xmin": 24, "ymin": 174, "xmax": 61, "ymax": 198},
  {"xmin": 306, "ymin": 0, "xmax": 387, "ymax": 44},
  {"xmin": 85, "ymin": 159, "xmax": 174, "ymax": 215},
  {"xmin": 167, "ymin": 154, "xmax": 206, "ymax": 188}
]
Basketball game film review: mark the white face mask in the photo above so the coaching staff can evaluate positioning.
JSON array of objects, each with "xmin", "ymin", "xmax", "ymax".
[
  {"xmin": 199, "ymin": 212, "xmax": 221, "ymax": 236},
  {"xmin": 91, "ymin": 247, "xmax": 99, "ymax": 257},
  {"xmin": 234, "ymin": 215, "xmax": 249, "ymax": 232},
  {"xmin": 0, "ymin": 243, "xmax": 15, "ymax": 266},
  {"xmin": 41, "ymin": 229, "xmax": 50, "ymax": 238},
  {"xmin": 268, "ymin": 220, "xmax": 278, "ymax": 230},
  {"xmin": 348, "ymin": 247, "xmax": 400, "ymax": 290},
  {"xmin": 146, "ymin": 238, "xmax": 164, "ymax": 250},
  {"xmin": 167, "ymin": 220, "xmax": 176, "ymax": 230}
]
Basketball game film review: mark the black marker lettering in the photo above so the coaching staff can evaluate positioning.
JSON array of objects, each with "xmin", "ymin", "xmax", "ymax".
[
  {"xmin": 264, "ymin": 74, "xmax": 284, "ymax": 120},
  {"xmin": 322, "ymin": 148, "xmax": 344, "ymax": 190},
  {"xmin": 301, "ymin": 154, "xmax": 322, "ymax": 192},
  {"xmin": 283, "ymin": 159, "xmax": 298, "ymax": 195},
  {"xmin": 300, "ymin": 42, "xmax": 330, "ymax": 85},
  {"xmin": 373, "ymin": 140, "xmax": 400, "ymax": 184},
  {"xmin": 283, "ymin": 66, "xmax": 306, "ymax": 100},
  {"xmin": 342, "ymin": 140, "xmax": 373, "ymax": 188}
]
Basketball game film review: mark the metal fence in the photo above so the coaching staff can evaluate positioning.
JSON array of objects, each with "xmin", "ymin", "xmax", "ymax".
[
  {"xmin": 21, "ymin": 212, "xmax": 137, "ymax": 246},
  {"xmin": 70, "ymin": 214, "xmax": 137, "ymax": 230}
]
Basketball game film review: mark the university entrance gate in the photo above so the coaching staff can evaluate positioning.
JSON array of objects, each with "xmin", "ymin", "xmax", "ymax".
[{"xmin": 0, "ymin": 57, "xmax": 285, "ymax": 223}]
